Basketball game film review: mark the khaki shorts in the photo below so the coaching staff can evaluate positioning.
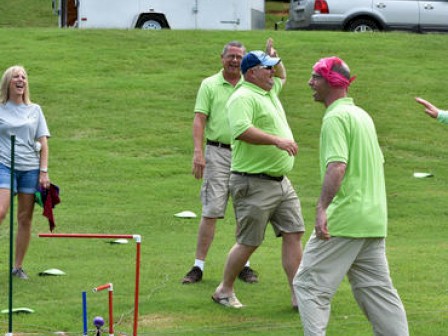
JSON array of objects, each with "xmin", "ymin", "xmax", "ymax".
[
  {"xmin": 200, "ymin": 145, "xmax": 232, "ymax": 218},
  {"xmin": 229, "ymin": 174, "xmax": 305, "ymax": 247}
]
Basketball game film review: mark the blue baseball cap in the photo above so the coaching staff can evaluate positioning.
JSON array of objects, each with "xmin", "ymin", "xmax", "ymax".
[{"xmin": 241, "ymin": 50, "xmax": 281, "ymax": 74}]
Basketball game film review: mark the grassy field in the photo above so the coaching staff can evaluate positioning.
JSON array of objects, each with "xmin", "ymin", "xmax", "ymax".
[{"xmin": 0, "ymin": 2, "xmax": 447, "ymax": 336}]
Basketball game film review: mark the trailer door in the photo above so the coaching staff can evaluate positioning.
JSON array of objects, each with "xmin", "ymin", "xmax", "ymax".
[
  {"xmin": 195, "ymin": 0, "xmax": 239, "ymax": 30},
  {"xmin": 67, "ymin": 0, "xmax": 78, "ymax": 26},
  {"xmin": 195, "ymin": 0, "xmax": 264, "ymax": 30},
  {"xmin": 77, "ymin": 0, "xmax": 139, "ymax": 28}
]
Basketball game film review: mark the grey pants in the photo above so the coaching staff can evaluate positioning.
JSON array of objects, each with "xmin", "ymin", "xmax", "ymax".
[{"xmin": 293, "ymin": 234, "xmax": 409, "ymax": 336}]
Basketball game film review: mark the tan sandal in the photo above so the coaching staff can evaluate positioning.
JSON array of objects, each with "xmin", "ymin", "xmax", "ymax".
[{"xmin": 211, "ymin": 293, "xmax": 244, "ymax": 308}]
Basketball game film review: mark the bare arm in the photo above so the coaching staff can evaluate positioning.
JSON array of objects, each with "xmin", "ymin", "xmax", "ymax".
[
  {"xmin": 274, "ymin": 60, "xmax": 286, "ymax": 86},
  {"xmin": 415, "ymin": 97, "xmax": 439, "ymax": 119},
  {"xmin": 265, "ymin": 37, "xmax": 286, "ymax": 86},
  {"xmin": 315, "ymin": 161, "xmax": 347, "ymax": 240},
  {"xmin": 237, "ymin": 127, "xmax": 298, "ymax": 156},
  {"xmin": 38, "ymin": 136, "xmax": 50, "ymax": 189},
  {"xmin": 192, "ymin": 112, "xmax": 207, "ymax": 179}
]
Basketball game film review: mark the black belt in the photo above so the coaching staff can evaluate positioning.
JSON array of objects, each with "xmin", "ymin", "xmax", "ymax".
[
  {"xmin": 206, "ymin": 139, "xmax": 231, "ymax": 150},
  {"xmin": 232, "ymin": 171, "xmax": 284, "ymax": 182}
]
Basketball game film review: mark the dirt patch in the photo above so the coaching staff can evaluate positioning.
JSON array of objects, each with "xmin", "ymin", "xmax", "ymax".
[{"xmin": 139, "ymin": 314, "xmax": 178, "ymax": 328}]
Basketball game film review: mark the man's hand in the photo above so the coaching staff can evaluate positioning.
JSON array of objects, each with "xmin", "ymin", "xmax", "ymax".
[
  {"xmin": 415, "ymin": 97, "xmax": 440, "ymax": 119},
  {"xmin": 275, "ymin": 138, "xmax": 298, "ymax": 156},
  {"xmin": 265, "ymin": 37, "xmax": 278, "ymax": 57},
  {"xmin": 315, "ymin": 206, "xmax": 330, "ymax": 240},
  {"xmin": 192, "ymin": 151, "xmax": 205, "ymax": 179}
]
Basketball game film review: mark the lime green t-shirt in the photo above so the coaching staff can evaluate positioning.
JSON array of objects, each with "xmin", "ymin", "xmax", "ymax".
[
  {"xmin": 227, "ymin": 78, "xmax": 295, "ymax": 176},
  {"xmin": 320, "ymin": 97, "xmax": 387, "ymax": 237},
  {"xmin": 437, "ymin": 110, "xmax": 448, "ymax": 124},
  {"xmin": 194, "ymin": 70, "xmax": 243, "ymax": 144}
]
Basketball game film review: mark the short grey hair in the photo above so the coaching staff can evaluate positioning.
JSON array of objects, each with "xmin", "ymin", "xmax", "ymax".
[
  {"xmin": 331, "ymin": 61, "xmax": 351, "ymax": 80},
  {"xmin": 222, "ymin": 41, "xmax": 245, "ymax": 56}
]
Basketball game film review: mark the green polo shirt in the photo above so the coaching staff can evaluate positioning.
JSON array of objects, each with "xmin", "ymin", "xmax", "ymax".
[
  {"xmin": 320, "ymin": 97, "xmax": 387, "ymax": 237},
  {"xmin": 437, "ymin": 110, "xmax": 448, "ymax": 124},
  {"xmin": 227, "ymin": 78, "xmax": 295, "ymax": 176},
  {"xmin": 194, "ymin": 70, "xmax": 243, "ymax": 145}
]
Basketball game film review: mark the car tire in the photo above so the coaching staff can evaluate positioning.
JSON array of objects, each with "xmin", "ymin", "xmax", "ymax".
[{"xmin": 347, "ymin": 18, "xmax": 379, "ymax": 32}]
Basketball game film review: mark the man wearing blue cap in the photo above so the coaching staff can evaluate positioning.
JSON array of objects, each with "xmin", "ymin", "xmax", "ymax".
[{"xmin": 212, "ymin": 39, "xmax": 305, "ymax": 309}]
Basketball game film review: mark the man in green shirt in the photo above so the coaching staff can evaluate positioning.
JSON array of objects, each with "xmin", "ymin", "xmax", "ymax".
[
  {"xmin": 182, "ymin": 41, "xmax": 259, "ymax": 284},
  {"xmin": 212, "ymin": 42, "xmax": 305, "ymax": 309},
  {"xmin": 294, "ymin": 56, "xmax": 409, "ymax": 335}
]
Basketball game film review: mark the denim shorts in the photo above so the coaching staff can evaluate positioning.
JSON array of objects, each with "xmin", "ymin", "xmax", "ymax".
[{"xmin": 0, "ymin": 163, "xmax": 39, "ymax": 194}]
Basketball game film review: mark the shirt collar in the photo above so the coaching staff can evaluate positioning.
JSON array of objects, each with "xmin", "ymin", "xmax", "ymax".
[
  {"xmin": 242, "ymin": 80, "xmax": 270, "ymax": 95},
  {"xmin": 326, "ymin": 97, "xmax": 355, "ymax": 112},
  {"xmin": 219, "ymin": 69, "xmax": 244, "ymax": 87}
]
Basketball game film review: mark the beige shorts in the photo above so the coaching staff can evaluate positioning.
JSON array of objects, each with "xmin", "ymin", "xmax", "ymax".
[
  {"xmin": 229, "ymin": 174, "xmax": 305, "ymax": 247},
  {"xmin": 200, "ymin": 145, "xmax": 232, "ymax": 218}
]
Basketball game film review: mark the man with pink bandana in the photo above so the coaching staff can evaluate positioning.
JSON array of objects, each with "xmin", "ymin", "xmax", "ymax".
[{"xmin": 293, "ymin": 57, "xmax": 409, "ymax": 335}]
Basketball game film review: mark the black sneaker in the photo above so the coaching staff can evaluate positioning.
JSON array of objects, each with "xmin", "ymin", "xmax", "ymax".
[
  {"xmin": 182, "ymin": 266, "xmax": 203, "ymax": 284},
  {"xmin": 12, "ymin": 268, "xmax": 29, "ymax": 280},
  {"xmin": 238, "ymin": 266, "xmax": 258, "ymax": 283}
]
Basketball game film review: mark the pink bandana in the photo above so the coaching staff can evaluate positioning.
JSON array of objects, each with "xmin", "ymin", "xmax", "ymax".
[{"xmin": 313, "ymin": 57, "xmax": 356, "ymax": 88}]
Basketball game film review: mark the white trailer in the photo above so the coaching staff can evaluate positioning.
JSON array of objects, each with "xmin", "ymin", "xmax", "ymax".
[{"xmin": 52, "ymin": 0, "xmax": 265, "ymax": 30}]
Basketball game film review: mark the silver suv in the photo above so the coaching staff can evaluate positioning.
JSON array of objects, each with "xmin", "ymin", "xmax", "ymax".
[{"xmin": 285, "ymin": 0, "xmax": 448, "ymax": 32}]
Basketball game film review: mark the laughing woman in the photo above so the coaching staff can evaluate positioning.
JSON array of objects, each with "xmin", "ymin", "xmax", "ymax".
[{"xmin": 0, "ymin": 65, "xmax": 51, "ymax": 279}]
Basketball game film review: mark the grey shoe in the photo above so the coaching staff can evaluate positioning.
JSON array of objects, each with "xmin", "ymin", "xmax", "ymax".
[{"xmin": 12, "ymin": 268, "xmax": 29, "ymax": 280}]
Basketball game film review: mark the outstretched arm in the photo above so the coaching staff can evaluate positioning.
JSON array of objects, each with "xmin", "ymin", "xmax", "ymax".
[{"xmin": 415, "ymin": 97, "xmax": 440, "ymax": 119}]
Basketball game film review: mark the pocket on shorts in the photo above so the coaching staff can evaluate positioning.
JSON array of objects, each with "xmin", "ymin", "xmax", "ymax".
[
  {"xmin": 230, "ymin": 177, "xmax": 249, "ymax": 201},
  {"xmin": 200, "ymin": 179, "xmax": 209, "ymax": 205}
]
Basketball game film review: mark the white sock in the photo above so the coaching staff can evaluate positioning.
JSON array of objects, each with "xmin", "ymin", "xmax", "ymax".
[
  {"xmin": 194, "ymin": 259, "xmax": 205, "ymax": 271},
  {"xmin": 245, "ymin": 261, "xmax": 250, "ymax": 268}
]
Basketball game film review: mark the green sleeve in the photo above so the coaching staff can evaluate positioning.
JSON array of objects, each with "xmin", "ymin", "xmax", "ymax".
[
  {"xmin": 437, "ymin": 110, "xmax": 448, "ymax": 124},
  {"xmin": 194, "ymin": 80, "xmax": 211, "ymax": 115}
]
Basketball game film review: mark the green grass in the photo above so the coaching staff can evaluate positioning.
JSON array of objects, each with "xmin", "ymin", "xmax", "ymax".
[
  {"xmin": 0, "ymin": 0, "xmax": 57, "ymax": 27},
  {"xmin": 265, "ymin": 1, "xmax": 290, "ymax": 30},
  {"xmin": 0, "ymin": 3, "xmax": 447, "ymax": 336}
]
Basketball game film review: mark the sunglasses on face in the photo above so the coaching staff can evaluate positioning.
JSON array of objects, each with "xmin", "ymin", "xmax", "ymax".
[{"xmin": 311, "ymin": 73, "xmax": 323, "ymax": 80}]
